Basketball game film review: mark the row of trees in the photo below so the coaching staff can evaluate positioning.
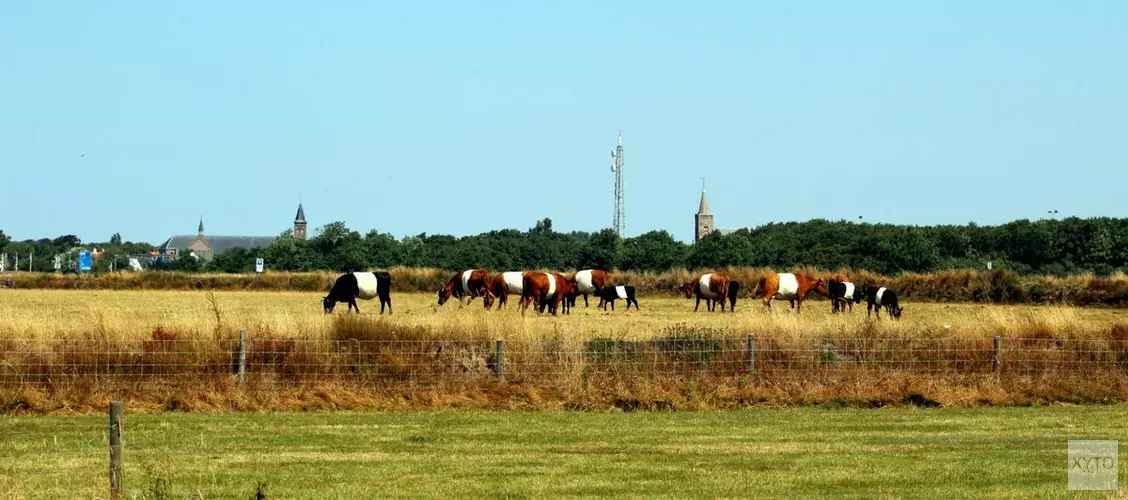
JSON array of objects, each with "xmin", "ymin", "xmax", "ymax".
[
  {"xmin": 4, "ymin": 216, "xmax": 1128, "ymax": 276},
  {"xmin": 0, "ymin": 231, "xmax": 153, "ymax": 273}
]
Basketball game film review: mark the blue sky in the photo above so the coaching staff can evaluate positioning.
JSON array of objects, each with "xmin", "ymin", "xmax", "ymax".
[{"xmin": 2, "ymin": 1, "xmax": 1125, "ymax": 244}]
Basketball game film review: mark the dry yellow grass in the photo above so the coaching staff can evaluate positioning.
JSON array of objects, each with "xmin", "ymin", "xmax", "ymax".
[
  {"xmin": 1, "ymin": 289, "xmax": 1125, "ymax": 341},
  {"xmin": 3, "ymin": 290, "xmax": 1127, "ymax": 413}
]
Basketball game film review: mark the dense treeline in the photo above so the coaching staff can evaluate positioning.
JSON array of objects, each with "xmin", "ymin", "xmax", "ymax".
[
  {"xmin": 3, "ymin": 216, "xmax": 1128, "ymax": 276},
  {"xmin": 171, "ymin": 217, "xmax": 1128, "ymax": 276}
]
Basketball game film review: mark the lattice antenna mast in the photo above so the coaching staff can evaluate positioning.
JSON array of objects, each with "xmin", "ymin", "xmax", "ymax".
[{"xmin": 610, "ymin": 130, "xmax": 625, "ymax": 236}]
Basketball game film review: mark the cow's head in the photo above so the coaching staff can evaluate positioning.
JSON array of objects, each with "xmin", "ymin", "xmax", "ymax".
[
  {"xmin": 482, "ymin": 290, "xmax": 495, "ymax": 309},
  {"xmin": 322, "ymin": 296, "xmax": 336, "ymax": 313},
  {"xmin": 677, "ymin": 282, "xmax": 695, "ymax": 298},
  {"xmin": 811, "ymin": 279, "xmax": 827, "ymax": 296},
  {"xmin": 891, "ymin": 305, "xmax": 903, "ymax": 319},
  {"xmin": 437, "ymin": 285, "xmax": 452, "ymax": 306}
]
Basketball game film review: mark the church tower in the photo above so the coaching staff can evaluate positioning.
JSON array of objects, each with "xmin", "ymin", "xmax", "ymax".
[
  {"xmin": 695, "ymin": 182, "xmax": 714, "ymax": 243},
  {"xmin": 294, "ymin": 203, "xmax": 307, "ymax": 240}
]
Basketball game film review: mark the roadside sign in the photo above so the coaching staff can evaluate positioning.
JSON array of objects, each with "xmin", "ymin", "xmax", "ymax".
[
  {"xmin": 255, "ymin": 258, "xmax": 264, "ymax": 273},
  {"xmin": 78, "ymin": 251, "xmax": 92, "ymax": 272}
]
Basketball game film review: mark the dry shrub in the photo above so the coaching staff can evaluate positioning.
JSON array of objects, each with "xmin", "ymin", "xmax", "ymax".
[{"xmin": 1110, "ymin": 323, "xmax": 1128, "ymax": 342}]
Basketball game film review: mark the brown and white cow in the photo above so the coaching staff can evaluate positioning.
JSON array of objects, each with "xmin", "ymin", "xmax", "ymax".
[
  {"xmin": 519, "ymin": 272, "xmax": 573, "ymax": 316},
  {"xmin": 437, "ymin": 269, "xmax": 492, "ymax": 307},
  {"xmin": 569, "ymin": 269, "xmax": 611, "ymax": 308},
  {"xmin": 750, "ymin": 272, "xmax": 826, "ymax": 313},
  {"xmin": 678, "ymin": 272, "xmax": 732, "ymax": 312},
  {"xmin": 484, "ymin": 271, "xmax": 525, "ymax": 309}
]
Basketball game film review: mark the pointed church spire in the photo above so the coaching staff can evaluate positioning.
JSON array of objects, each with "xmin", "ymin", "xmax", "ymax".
[
  {"xmin": 294, "ymin": 203, "xmax": 306, "ymax": 223},
  {"xmin": 197, "ymin": 216, "xmax": 204, "ymax": 235},
  {"xmin": 697, "ymin": 179, "xmax": 711, "ymax": 215}
]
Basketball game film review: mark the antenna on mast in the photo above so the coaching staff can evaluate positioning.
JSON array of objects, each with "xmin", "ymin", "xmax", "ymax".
[{"xmin": 610, "ymin": 130, "xmax": 626, "ymax": 237}]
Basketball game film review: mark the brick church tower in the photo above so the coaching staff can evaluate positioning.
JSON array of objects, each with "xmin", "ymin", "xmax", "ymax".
[{"xmin": 294, "ymin": 203, "xmax": 307, "ymax": 240}]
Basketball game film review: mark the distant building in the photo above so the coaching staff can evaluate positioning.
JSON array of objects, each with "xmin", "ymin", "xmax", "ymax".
[
  {"xmin": 695, "ymin": 185, "xmax": 715, "ymax": 243},
  {"xmin": 158, "ymin": 203, "xmax": 307, "ymax": 261},
  {"xmin": 294, "ymin": 203, "xmax": 307, "ymax": 240},
  {"xmin": 694, "ymin": 184, "xmax": 739, "ymax": 242}
]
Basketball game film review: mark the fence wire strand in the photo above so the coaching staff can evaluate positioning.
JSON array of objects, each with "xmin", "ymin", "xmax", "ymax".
[{"xmin": 0, "ymin": 336, "xmax": 1125, "ymax": 386}]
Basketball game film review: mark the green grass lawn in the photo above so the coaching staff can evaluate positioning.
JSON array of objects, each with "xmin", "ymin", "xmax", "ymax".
[{"xmin": 1, "ymin": 407, "xmax": 1125, "ymax": 499}]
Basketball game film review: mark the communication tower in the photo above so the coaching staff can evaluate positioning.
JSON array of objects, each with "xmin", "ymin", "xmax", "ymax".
[{"xmin": 610, "ymin": 131, "xmax": 625, "ymax": 236}]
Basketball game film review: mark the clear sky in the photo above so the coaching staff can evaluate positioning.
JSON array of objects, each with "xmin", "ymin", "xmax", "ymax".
[{"xmin": 2, "ymin": 1, "xmax": 1125, "ymax": 245}]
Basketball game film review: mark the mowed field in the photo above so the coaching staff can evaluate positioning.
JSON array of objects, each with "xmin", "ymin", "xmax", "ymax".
[
  {"xmin": 2, "ymin": 289, "xmax": 1127, "ymax": 340},
  {"xmin": 2, "ymin": 406, "xmax": 1126, "ymax": 498}
]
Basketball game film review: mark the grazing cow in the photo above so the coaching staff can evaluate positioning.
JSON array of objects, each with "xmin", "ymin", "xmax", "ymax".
[
  {"xmin": 323, "ymin": 271, "xmax": 392, "ymax": 314},
  {"xmin": 484, "ymin": 271, "xmax": 525, "ymax": 309},
  {"xmin": 678, "ymin": 272, "xmax": 731, "ymax": 312},
  {"xmin": 828, "ymin": 279, "xmax": 864, "ymax": 313},
  {"xmin": 437, "ymin": 270, "xmax": 492, "ymax": 307},
  {"xmin": 570, "ymin": 269, "xmax": 612, "ymax": 308},
  {"xmin": 519, "ymin": 272, "xmax": 571, "ymax": 316},
  {"xmin": 864, "ymin": 286, "xmax": 904, "ymax": 319},
  {"xmin": 750, "ymin": 272, "xmax": 826, "ymax": 313},
  {"xmin": 597, "ymin": 285, "xmax": 639, "ymax": 311}
]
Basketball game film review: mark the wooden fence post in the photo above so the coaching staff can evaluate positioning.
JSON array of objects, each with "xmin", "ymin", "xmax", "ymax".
[
  {"xmin": 237, "ymin": 329, "xmax": 247, "ymax": 386},
  {"xmin": 494, "ymin": 339, "xmax": 505, "ymax": 380},
  {"xmin": 993, "ymin": 335, "xmax": 1002, "ymax": 374},
  {"xmin": 109, "ymin": 401, "xmax": 124, "ymax": 500},
  {"xmin": 747, "ymin": 334, "xmax": 756, "ymax": 376}
]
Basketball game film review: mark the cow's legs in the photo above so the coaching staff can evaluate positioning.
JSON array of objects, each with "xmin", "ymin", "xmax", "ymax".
[
  {"xmin": 349, "ymin": 299, "xmax": 359, "ymax": 313},
  {"xmin": 694, "ymin": 296, "xmax": 701, "ymax": 312}
]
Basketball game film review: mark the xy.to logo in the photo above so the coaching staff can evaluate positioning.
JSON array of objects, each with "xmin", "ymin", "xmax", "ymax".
[
  {"xmin": 1068, "ymin": 440, "xmax": 1119, "ymax": 491},
  {"xmin": 1071, "ymin": 456, "xmax": 1116, "ymax": 474}
]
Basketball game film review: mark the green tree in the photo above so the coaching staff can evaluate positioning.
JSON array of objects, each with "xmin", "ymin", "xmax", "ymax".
[
  {"xmin": 263, "ymin": 231, "xmax": 317, "ymax": 271},
  {"xmin": 364, "ymin": 230, "xmax": 400, "ymax": 269},
  {"xmin": 578, "ymin": 229, "xmax": 621, "ymax": 270},
  {"xmin": 310, "ymin": 222, "xmax": 369, "ymax": 272},
  {"xmin": 207, "ymin": 247, "xmax": 255, "ymax": 273},
  {"xmin": 109, "ymin": 233, "xmax": 122, "ymax": 246},
  {"xmin": 620, "ymin": 230, "xmax": 687, "ymax": 272}
]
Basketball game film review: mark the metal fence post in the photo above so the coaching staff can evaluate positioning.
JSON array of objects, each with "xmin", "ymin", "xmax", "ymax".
[
  {"xmin": 109, "ymin": 401, "xmax": 124, "ymax": 500},
  {"xmin": 747, "ymin": 334, "xmax": 756, "ymax": 376},
  {"xmin": 494, "ymin": 339, "xmax": 505, "ymax": 380},
  {"xmin": 237, "ymin": 329, "xmax": 247, "ymax": 386},
  {"xmin": 993, "ymin": 335, "xmax": 1002, "ymax": 374}
]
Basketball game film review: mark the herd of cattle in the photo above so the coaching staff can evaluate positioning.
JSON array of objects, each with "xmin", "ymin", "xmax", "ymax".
[{"xmin": 321, "ymin": 269, "xmax": 905, "ymax": 319}]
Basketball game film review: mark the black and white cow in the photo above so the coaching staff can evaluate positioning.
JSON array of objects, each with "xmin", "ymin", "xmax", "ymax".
[
  {"xmin": 323, "ymin": 271, "xmax": 392, "ymax": 314},
  {"xmin": 828, "ymin": 280, "xmax": 864, "ymax": 313},
  {"xmin": 597, "ymin": 285, "xmax": 639, "ymax": 311},
  {"xmin": 864, "ymin": 286, "xmax": 902, "ymax": 319}
]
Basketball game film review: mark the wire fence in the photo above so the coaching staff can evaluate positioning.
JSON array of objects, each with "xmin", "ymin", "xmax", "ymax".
[{"xmin": 1, "ymin": 335, "xmax": 1126, "ymax": 387}]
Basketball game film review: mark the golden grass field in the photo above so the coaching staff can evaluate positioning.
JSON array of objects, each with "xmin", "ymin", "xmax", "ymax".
[
  {"xmin": 1, "ymin": 288, "xmax": 1126, "ymax": 341},
  {"xmin": 2, "ymin": 289, "xmax": 1128, "ymax": 412}
]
